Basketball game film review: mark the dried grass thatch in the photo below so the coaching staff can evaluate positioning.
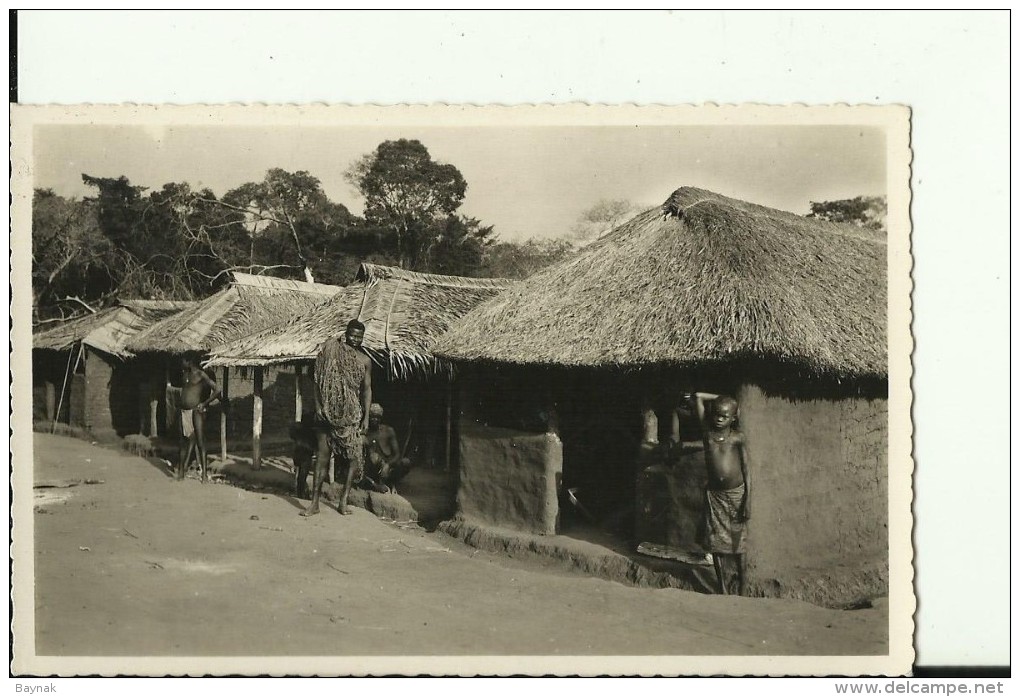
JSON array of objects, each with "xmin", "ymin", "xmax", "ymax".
[
  {"xmin": 33, "ymin": 299, "xmax": 195, "ymax": 359},
  {"xmin": 205, "ymin": 263, "xmax": 511, "ymax": 379},
  {"xmin": 434, "ymin": 187, "xmax": 887, "ymax": 379},
  {"xmin": 125, "ymin": 273, "xmax": 342, "ymax": 355}
]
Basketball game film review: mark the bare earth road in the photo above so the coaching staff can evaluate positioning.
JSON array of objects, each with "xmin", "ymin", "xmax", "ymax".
[{"xmin": 28, "ymin": 434, "xmax": 887, "ymax": 657}]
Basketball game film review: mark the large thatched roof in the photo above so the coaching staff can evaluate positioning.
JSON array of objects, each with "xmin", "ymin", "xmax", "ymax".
[
  {"xmin": 125, "ymin": 273, "xmax": 342, "ymax": 355},
  {"xmin": 434, "ymin": 187, "xmax": 887, "ymax": 379},
  {"xmin": 205, "ymin": 263, "xmax": 511, "ymax": 378},
  {"xmin": 33, "ymin": 299, "xmax": 195, "ymax": 359}
]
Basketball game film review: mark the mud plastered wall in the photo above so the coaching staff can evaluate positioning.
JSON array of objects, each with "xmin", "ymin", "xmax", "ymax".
[
  {"xmin": 736, "ymin": 383, "xmax": 888, "ymax": 604},
  {"xmin": 456, "ymin": 421, "xmax": 562, "ymax": 536}
]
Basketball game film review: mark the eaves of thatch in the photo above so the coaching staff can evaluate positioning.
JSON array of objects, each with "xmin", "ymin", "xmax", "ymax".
[
  {"xmin": 434, "ymin": 186, "xmax": 888, "ymax": 380},
  {"xmin": 205, "ymin": 263, "xmax": 512, "ymax": 379},
  {"xmin": 124, "ymin": 273, "xmax": 342, "ymax": 356},
  {"xmin": 32, "ymin": 299, "xmax": 196, "ymax": 360}
]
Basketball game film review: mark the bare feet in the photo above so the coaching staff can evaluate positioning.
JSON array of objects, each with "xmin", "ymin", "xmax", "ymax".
[{"xmin": 300, "ymin": 504, "xmax": 320, "ymax": 517}]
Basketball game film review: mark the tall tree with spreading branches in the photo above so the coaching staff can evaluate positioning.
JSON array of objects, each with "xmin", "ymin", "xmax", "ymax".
[{"xmin": 345, "ymin": 139, "xmax": 467, "ymax": 268}]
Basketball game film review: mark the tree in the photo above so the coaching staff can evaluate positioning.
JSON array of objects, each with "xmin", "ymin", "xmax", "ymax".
[
  {"xmin": 31, "ymin": 189, "xmax": 121, "ymax": 320},
  {"xmin": 80, "ymin": 174, "xmax": 149, "ymax": 253},
  {"xmin": 807, "ymin": 195, "xmax": 887, "ymax": 232},
  {"xmin": 569, "ymin": 199, "xmax": 640, "ymax": 245},
  {"xmin": 427, "ymin": 216, "xmax": 497, "ymax": 277},
  {"xmin": 214, "ymin": 169, "xmax": 357, "ymax": 283},
  {"xmin": 479, "ymin": 238, "xmax": 576, "ymax": 279},
  {"xmin": 346, "ymin": 139, "xmax": 467, "ymax": 268}
]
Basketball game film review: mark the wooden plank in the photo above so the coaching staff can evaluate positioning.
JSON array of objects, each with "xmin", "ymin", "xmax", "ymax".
[{"xmin": 252, "ymin": 367, "xmax": 264, "ymax": 470}]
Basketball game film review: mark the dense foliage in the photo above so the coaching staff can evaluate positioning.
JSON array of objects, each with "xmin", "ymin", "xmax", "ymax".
[{"xmin": 31, "ymin": 140, "xmax": 575, "ymax": 323}]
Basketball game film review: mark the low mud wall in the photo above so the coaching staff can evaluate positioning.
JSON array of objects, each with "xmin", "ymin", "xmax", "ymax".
[{"xmin": 456, "ymin": 422, "xmax": 562, "ymax": 536}]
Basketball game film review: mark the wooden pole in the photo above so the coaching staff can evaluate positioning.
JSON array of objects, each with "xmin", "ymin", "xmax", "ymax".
[
  {"xmin": 294, "ymin": 364, "xmax": 303, "ymax": 422},
  {"xmin": 44, "ymin": 381, "xmax": 56, "ymax": 422},
  {"xmin": 164, "ymin": 365, "xmax": 172, "ymax": 437},
  {"xmin": 444, "ymin": 378, "xmax": 453, "ymax": 472},
  {"xmin": 252, "ymin": 367, "xmax": 264, "ymax": 470},
  {"xmin": 149, "ymin": 389, "xmax": 159, "ymax": 437},
  {"xmin": 53, "ymin": 344, "xmax": 83, "ymax": 433},
  {"xmin": 220, "ymin": 366, "xmax": 230, "ymax": 462}
]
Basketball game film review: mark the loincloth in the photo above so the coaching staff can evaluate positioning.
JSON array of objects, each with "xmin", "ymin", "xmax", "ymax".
[
  {"xmin": 313, "ymin": 417, "xmax": 364, "ymax": 478},
  {"xmin": 180, "ymin": 409, "xmax": 194, "ymax": 438},
  {"xmin": 700, "ymin": 483, "xmax": 747, "ymax": 554}
]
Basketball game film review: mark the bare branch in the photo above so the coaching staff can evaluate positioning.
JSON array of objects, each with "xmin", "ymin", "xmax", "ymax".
[
  {"xmin": 54, "ymin": 296, "xmax": 99, "ymax": 314},
  {"xmin": 208, "ymin": 264, "xmax": 304, "ymax": 285}
]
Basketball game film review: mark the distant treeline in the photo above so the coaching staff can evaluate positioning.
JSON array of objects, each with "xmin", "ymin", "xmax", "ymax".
[{"xmin": 32, "ymin": 138, "xmax": 574, "ymax": 323}]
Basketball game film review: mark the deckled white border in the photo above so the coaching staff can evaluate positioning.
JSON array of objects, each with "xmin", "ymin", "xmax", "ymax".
[{"xmin": 10, "ymin": 103, "xmax": 913, "ymax": 676}]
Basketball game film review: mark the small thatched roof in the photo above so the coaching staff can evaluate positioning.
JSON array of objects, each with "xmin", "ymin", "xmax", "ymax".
[
  {"xmin": 33, "ymin": 299, "xmax": 195, "ymax": 359},
  {"xmin": 205, "ymin": 263, "xmax": 511, "ymax": 378},
  {"xmin": 125, "ymin": 273, "xmax": 342, "ymax": 355},
  {"xmin": 434, "ymin": 186, "xmax": 887, "ymax": 380}
]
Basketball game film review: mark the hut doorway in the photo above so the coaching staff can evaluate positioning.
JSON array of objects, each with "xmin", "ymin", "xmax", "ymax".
[
  {"xmin": 555, "ymin": 372, "xmax": 644, "ymax": 546},
  {"xmin": 367, "ymin": 365, "xmax": 458, "ymax": 528}
]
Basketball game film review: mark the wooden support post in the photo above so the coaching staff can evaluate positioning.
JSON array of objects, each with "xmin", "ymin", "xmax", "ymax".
[
  {"xmin": 641, "ymin": 404, "xmax": 659, "ymax": 445},
  {"xmin": 294, "ymin": 364, "xmax": 303, "ymax": 422},
  {"xmin": 252, "ymin": 367, "xmax": 264, "ymax": 470},
  {"xmin": 444, "ymin": 378, "xmax": 453, "ymax": 472},
  {"xmin": 44, "ymin": 381, "xmax": 56, "ymax": 422},
  {"xmin": 220, "ymin": 366, "xmax": 230, "ymax": 462},
  {"xmin": 161, "ymin": 366, "xmax": 170, "ymax": 437}
]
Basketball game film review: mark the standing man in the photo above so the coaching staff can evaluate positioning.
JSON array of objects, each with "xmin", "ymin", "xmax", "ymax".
[
  {"xmin": 176, "ymin": 356, "xmax": 221, "ymax": 482},
  {"xmin": 301, "ymin": 319, "xmax": 372, "ymax": 517}
]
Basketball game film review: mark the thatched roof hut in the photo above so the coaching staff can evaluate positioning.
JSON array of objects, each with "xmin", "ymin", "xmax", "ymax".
[
  {"xmin": 433, "ymin": 187, "xmax": 890, "ymax": 606},
  {"xmin": 33, "ymin": 299, "xmax": 195, "ymax": 359},
  {"xmin": 435, "ymin": 186, "xmax": 886, "ymax": 380},
  {"xmin": 206, "ymin": 263, "xmax": 511, "ymax": 379},
  {"xmin": 125, "ymin": 273, "xmax": 342, "ymax": 355},
  {"xmin": 32, "ymin": 299, "xmax": 196, "ymax": 434}
]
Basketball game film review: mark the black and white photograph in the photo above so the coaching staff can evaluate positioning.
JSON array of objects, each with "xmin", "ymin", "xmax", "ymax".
[{"xmin": 11, "ymin": 103, "xmax": 914, "ymax": 676}]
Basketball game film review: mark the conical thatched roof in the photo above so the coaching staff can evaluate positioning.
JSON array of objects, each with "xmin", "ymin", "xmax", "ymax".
[
  {"xmin": 205, "ymin": 263, "xmax": 511, "ymax": 379},
  {"xmin": 125, "ymin": 273, "xmax": 342, "ymax": 355},
  {"xmin": 33, "ymin": 299, "xmax": 196, "ymax": 359},
  {"xmin": 434, "ymin": 187, "xmax": 887, "ymax": 379}
]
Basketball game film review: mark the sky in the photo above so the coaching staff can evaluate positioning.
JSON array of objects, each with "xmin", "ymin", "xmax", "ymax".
[{"xmin": 33, "ymin": 124, "xmax": 886, "ymax": 242}]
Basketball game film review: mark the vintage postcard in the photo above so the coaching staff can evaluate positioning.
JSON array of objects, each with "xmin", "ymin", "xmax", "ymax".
[{"xmin": 10, "ymin": 104, "xmax": 913, "ymax": 676}]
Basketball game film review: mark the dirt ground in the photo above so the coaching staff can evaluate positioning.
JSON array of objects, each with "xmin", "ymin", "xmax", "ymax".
[{"xmin": 27, "ymin": 433, "xmax": 887, "ymax": 657}]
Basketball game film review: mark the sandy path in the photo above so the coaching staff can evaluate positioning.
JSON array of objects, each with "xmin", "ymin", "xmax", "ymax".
[{"xmin": 29, "ymin": 434, "xmax": 886, "ymax": 656}]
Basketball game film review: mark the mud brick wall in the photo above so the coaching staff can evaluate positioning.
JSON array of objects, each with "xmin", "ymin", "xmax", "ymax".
[
  {"xmin": 81, "ymin": 350, "xmax": 141, "ymax": 436},
  {"xmin": 67, "ymin": 374, "xmax": 87, "ymax": 428},
  {"xmin": 210, "ymin": 366, "xmax": 313, "ymax": 439},
  {"xmin": 83, "ymin": 351, "xmax": 115, "ymax": 432},
  {"xmin": 456, "ymin": 421, "xmax": 562, "ymax": 536},
  {"xmin": 735, "ymin": 383, "xmax": 888, "ymax": 603}
]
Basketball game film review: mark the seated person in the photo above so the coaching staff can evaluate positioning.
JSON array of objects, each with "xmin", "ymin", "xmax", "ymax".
[{"xmin": 360, "ymin": 403, "xmax": 412, "ymax": 494}]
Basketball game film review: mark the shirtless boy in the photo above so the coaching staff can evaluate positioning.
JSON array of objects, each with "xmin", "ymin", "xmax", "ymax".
[
  {"xmin": 690, "ymin": 392, "xmax": 752, "ymax": 595},
  {"xmin": 176, "ymin": 356, "xmax": 221, "ymax": 482},
  {"xmin": 301, "ymin": 319, "xmax": 372, "ymax": 517}
]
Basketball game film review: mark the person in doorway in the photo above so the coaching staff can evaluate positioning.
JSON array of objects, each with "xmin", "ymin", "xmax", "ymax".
[
  {"xmin": 176, "ymin": 356, "xmax": 221, "ymax": 482},
  {"xmin": 361, "ymin": 403, "xmax": 412, "ymax": 494},
  {"xmin": 301, "ymin": 319, "xmax": 372, "ymax": 517},
  {"xmin": 689, "ymin": 391, "xmax": 752, "ymax": 595}
]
